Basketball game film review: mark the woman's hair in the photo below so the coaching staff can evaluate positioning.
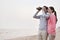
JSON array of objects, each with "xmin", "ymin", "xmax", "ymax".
[{"xmin": 49, "ymin": 6, "xmax": 58, "ymax": 23}]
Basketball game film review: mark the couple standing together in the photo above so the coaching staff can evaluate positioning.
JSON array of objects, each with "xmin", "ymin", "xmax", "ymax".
[{"xmin": 33, "ymin": 6, "xmax": 58, "ymax": 40}]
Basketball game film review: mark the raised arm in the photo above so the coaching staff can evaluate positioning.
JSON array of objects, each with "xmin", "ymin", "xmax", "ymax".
[
  {"xmin": 33, "ymin": 11, "xmax": 40, "ymax": 19},
  {"xmin": 33, "ymin": 7, "xmax": 42, "ymax": 19}
]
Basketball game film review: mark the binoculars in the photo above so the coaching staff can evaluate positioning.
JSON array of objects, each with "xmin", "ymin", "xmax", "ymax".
[{"xmin": 36, "ymin": 7, "xmax": 42, "ymax": 11}]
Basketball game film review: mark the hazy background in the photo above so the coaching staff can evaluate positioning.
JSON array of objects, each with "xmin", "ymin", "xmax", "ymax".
[{"xmin": 0, "ymin": 0, "xmax": 60, "ymax": 39}]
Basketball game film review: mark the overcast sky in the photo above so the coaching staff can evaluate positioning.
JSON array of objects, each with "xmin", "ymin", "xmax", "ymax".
[{"xmin": 0, "ymin": 0, "xmax": 60, "ymax": 30}]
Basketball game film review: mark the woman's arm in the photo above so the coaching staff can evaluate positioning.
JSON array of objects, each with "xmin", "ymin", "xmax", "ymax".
[{"xmin": 50, "ymin": 15, "xmax": 56, "ymax": 28}]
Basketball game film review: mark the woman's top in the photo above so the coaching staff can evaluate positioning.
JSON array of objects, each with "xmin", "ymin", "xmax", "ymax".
[{"xmin": 48, "ymin": 13, "xmax": 56, "ymax": 34}]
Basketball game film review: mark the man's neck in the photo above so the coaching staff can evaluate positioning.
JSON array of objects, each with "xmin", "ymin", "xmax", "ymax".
[{"xmin": 45, "ymin": 12, "xmax": 47, "ymax": 13}]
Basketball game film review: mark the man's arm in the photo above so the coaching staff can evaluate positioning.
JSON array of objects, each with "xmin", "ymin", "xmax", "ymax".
[
  {"xmin": 33, "ymin": 7, "xmax": 42, "ymax": 19},
  {"xmin": 44, "ymin": 13, "xmax": 50, "ymax": 19},
  {"xmin": 33, "ymin": 11, "xmax": 40, "ymax": 19}
]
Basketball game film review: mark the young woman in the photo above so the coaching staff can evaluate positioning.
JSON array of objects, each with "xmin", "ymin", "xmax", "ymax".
[{"xmin": 48, "ymin": 6, "xmax": 58, "ymax": 40}]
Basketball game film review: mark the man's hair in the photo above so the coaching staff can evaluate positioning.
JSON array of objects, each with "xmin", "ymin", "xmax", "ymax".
[{"xmin": 43, "ymin": 6, "xmax": 48, "ymax": 10}]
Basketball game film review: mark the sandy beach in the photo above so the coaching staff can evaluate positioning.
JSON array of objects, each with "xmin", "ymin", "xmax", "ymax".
[
  {"xmin": 0, "ymin": 0, "xmax": 60, "ymax": 40},
  {"xmin": 6, "ymin": 28, "xmax": 60, "ymax": 40}
]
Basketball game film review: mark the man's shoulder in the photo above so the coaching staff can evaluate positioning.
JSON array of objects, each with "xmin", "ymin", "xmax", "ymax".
[{"xmin": 46, "ymin": 13, "xmax": 50, "ymax": 15}]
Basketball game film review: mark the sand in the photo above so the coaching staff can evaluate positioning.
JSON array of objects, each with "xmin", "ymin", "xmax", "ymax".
[{"xmin": 6, "ymin": 28, "xmax": 60, "ymax": 40}]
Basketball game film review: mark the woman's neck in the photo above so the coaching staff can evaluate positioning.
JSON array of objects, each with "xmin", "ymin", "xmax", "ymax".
[
  {"xmin": 50, "ymin": 13, "xmax": 54, "ymax": 15},
  {"xmin": 50, "ymin": 12, "xmax": 52, "ymax": 14}
]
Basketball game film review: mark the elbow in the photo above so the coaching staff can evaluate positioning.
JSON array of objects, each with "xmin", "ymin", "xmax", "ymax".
[{"xmin": 33, "ymin": 16, "xmax": 35, "ymax": 18}]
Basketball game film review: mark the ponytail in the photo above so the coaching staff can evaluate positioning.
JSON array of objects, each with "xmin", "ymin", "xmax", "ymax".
[{"xmin": 54, "ymin": 11, "xmax": 58, "ymax": 23}]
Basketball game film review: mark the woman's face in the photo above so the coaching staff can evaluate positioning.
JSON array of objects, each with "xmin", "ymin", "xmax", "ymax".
[{"xmin": 48, "ymin": 7, "xmax": 52, "ymax": 14}]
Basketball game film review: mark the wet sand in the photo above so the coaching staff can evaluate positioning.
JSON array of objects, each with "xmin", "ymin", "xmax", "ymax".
[{"xmin": 7, "ymin": 28, "xmax": 60, "ymax": 40}]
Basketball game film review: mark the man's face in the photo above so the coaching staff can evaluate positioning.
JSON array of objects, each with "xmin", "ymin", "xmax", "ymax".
[{"xmin": 42, "ymin": 7, "xmax": 47, "ymax": 13}]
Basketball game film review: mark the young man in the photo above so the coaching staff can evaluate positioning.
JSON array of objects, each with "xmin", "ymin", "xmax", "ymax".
[{"xmin": 33, "ymin": 6, "xmax": 50, "ymax": 40}]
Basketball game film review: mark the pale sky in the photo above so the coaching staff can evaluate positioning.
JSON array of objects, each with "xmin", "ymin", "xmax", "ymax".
[{"xmin": 0, "ymin": 0, "xmax": 60, "ymax": 30}]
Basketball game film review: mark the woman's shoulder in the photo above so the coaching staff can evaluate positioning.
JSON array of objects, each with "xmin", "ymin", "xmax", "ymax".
[{"xmin": 51, "ymin": 13, "xmax": 55, "ymax": 17}]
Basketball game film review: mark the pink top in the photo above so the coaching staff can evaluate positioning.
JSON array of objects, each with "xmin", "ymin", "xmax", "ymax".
[{"xmin": 48, "ymin": 13, "xmax": 56, "ymax": 34}]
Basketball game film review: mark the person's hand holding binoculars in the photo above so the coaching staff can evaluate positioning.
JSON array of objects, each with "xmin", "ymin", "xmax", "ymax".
[{"xmin": 36, "ymin": 7, "xmax": 42, "ymax": 11}]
